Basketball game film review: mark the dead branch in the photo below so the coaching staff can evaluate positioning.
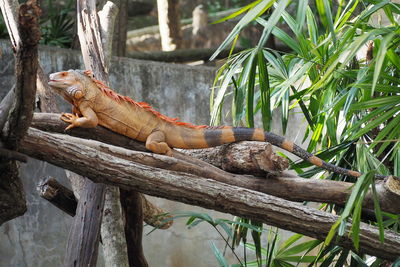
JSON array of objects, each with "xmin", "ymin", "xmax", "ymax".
[
  {"xmin": 19, "ymin": 127, "xmax": 400, "ymax": 261},
  {"xmin": 140, "ymin": 195, "xmax": 173, "ymax": 229},
  {"xmin": 38, "ymin": 177, "xmax": 78, "ymax": 217},
  {"xmin": 37, "ymin": 177, "xmax": 173, "ymax": 230},
  {"xmin": 31, "ymin": 113, "xmax": 400, "ymax": 215},
  {"xmin": 77, "ymin": 0, "xmax": 107, "ymax": 80},
  {"xmin": 3, "ymin": 0, "xmax": 40, "ymax": 149},
  {"xmin": 0, "ymin": 0, "xmax": 40, "ymax": 225},
  {"xmin": 0, "ymin": 147, "xmax": 27, "ymax": 162}
]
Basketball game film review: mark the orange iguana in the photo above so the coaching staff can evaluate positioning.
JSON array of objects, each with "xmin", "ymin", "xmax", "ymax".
[{"xmin": 48, "ymin": 69, "xmax": 384, "ymax": 179}]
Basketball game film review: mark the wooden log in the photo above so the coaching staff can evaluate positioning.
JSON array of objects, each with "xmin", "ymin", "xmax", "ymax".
[
  {"xmin": 97, "ymin": 2, "xmax": 131, "ymax": 266},
  {"xmin": 179, "ymin": 142, "xmax": 289, "ymax": 175},
  {"xmin": 120, "ymin": 190, "xmax": 148, "ymax": 267},
  {"xmin": 4, "ymin": 0, "xmax": 41, "ymax": 149},
  {"xmin": 19, "ymin": 127, "xmax": 400, "ymax": 261},
  {"xmin": 64, "ymin": 1, "xmax": 110, "ymax": 266},
  {"xmin": 101, "ymin": 185, "xmax": 129, "ymax": 267},
  {"xmin": 38, "ymin": 177, "xmax": 78, "ymax": 217},
  {"xmin": 30, "ymin": 113, "xmax": 400, "ymax": 215},
  {"xmin": 0, "ymin": 0, "xmax": 40, "ymax": 225},
  {"xmin": 64, "ymin": 178, "xmax": 105, "ymax": 267}
]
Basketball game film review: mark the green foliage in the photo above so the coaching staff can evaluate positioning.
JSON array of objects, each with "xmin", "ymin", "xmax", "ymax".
[
  {"xmin": 0, "ymin": 1, "xmax": 75, "ymax": 47},
  {"xmin": 165, "ymin": 212, "xmax": 386, "ymax": 266},
  {"xmin": 208, "ymin": 0, "xmax": 400, "ymax": 264},
  {"xmin": 40, "ymin": 0, "xmax": 75, "ymax": 47}
]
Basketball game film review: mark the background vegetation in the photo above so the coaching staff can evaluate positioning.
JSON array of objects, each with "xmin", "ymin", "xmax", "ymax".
[{"xmin": 181, "ymin": 0, "xmax": 400, "ymax": 266}]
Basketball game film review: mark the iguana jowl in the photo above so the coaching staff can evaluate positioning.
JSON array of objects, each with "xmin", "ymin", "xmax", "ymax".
[{"xmin": 48, "ymin": 69, "xmax": 367, "ymax": 178}]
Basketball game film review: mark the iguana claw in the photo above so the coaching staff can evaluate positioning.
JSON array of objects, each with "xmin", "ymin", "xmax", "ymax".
[{"xmin": 61, "ymin": 113, "xmax": 79, "ymax": 130}]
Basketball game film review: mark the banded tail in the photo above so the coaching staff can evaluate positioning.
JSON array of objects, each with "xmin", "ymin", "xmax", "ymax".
[{"xmin": 197, "ymin": 126, "xmax": 386, "ymax": 179}]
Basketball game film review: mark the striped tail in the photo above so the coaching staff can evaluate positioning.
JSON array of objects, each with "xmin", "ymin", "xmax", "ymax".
[{"xmin": 203, "ymin": 127, "xmax": 387, "ymax": 179}]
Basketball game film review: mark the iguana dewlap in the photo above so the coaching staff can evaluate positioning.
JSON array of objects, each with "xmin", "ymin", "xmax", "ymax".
[{"xmin": 48, "ymin": 69, "xmax": 365, "ymax": 178}]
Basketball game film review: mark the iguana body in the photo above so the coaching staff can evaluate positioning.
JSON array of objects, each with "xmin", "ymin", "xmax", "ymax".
[{"xmin": 48, "ymin": 69, "xmax": 365, "ymax": 178}]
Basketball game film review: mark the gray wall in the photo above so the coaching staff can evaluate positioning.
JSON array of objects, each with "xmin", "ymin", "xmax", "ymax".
[{"xmin": 0, "ymin": 40, "xmax": 241, "ymax": 267}]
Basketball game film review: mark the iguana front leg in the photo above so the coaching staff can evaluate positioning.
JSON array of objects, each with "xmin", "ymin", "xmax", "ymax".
[
  {"xmin": 61, "ymin": 102, "xmax": 98, "ymax": 130},
  {"xmin": 145, "ymin": 130, "xmax": 173, "ymax": 156}
]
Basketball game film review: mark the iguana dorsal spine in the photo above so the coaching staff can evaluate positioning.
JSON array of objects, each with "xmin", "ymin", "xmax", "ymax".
[{"xmin": 48, "ymin": 69, "xmax": 386, "ymax": 179}]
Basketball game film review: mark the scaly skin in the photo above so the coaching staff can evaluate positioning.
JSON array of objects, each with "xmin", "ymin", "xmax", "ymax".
[{"xmin": 48, "ymin": 69, "xmax": 386, "ymax": 179}]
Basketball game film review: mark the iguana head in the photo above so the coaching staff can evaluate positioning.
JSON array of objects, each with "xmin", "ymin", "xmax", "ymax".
[{"xmin": 48, "ymin": 70, "xmax": 93, "ymax": 104}]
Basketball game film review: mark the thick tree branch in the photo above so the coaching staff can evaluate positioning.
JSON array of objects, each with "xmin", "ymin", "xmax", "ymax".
[
  {"xmin": 19, "ymin": 127, "xmax": 400, "ymax": 261},
  {"xmin": 31, "ymin": 113, "xmax": 400, "ymax": 215},
  {"xmin": 64, "ymin": 178, "xmax": 105, "ymax": 267},
  {"xmin": 0, "ymin": 0, "xmax": 40, "ymax": 225},
  {"xmin": 120, "ymin": 190, "xmax": 148, "ymax": 267},
  {"xmin": 3, "ymin": 0, "xmax": 40, "ymax": 149}
]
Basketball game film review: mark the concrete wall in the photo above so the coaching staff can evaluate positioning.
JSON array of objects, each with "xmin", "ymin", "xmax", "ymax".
[{"xmin": 0, "ymin": 40, "xmax": 243, "ymax": 267}]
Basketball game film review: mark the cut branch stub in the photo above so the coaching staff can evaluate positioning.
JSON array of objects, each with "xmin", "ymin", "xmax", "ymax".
[
  {"xmin": 181, "ymin": 141, "xmax": 289, "ymax": 175},
  {"xmin": 38, "ymin": 177, "xmax": 78, "ymax": 217}
]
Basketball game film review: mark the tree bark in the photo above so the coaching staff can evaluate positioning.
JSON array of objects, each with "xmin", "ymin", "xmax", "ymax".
[
  {"xmin": 120, "ymin": 190, "xmax": 148, "ymax": 267},
  {"xmin": 30, "ymin": 113, "xmax": 400, "ymax": 215},
  {"xmin": 3, "ymin": 0, "xmax": 40, "ymax": 150},
  {"xmin": 157, "ymin": 0, "xmax": 182, "ymax": 51},
  {"xmin": 74, "ymin": 1, "xmax": 144, "ymax": 266},
  {"xmin": 38, "ymin": 178, "xmax": 78, "ymax": 217},
  {"xmin": 64, "ymin": 1, "xmax": 110, "ymax": 266},
  {"xmin": 101, "ymin": 186, "xmax": 129, "ymax": 267},
  {"xmin": 179, "ymin": 141, "xmax": 289, "ymax": 175},
  {"xmin": 64, "ymin": 179, "xmax": 105, "ymax": 267},
  {"xmin": 97, "ymin": 2, "xmax": 132, "ymax": 266},
  {"xmin": 0, "ymin": 0, "xmax": 40, "ymax": 225},
  {"xmin": 77, "ymin": 0, "xmax": 107, "ymax": 81},
  {"xmin": 38, "ymin": 177, "xmax": 173, "ymax": 229},
  {"xmin": 111, "ymin": 0, "xmax": 128, "ymax": 56},
  {"xmin": 19, "ymin": 127, "xmax": 400, "ymax": 261}
]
